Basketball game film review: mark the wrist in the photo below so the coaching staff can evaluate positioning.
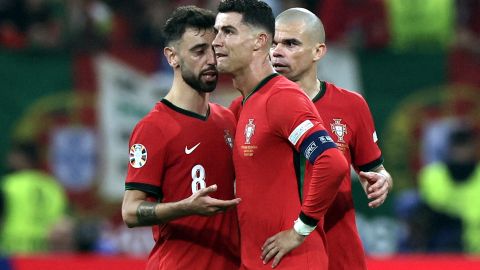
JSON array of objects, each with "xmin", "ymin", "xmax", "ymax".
[{"xmin": 293, "ymin": 217, "xmax": 316, "ymax": 236}]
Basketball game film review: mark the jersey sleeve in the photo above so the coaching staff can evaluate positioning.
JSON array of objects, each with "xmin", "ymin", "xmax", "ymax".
[
  {"xmin": 351, "ymin": 94, "xmax": 383, "ymax": 171},
  {"xmin": 266, "ymin": 89, "xmax": 347, "ymax": 223},
  {"xmin": 265, "ymin": 89, "xmax": 325, "ymax": 150},
  {"xmin": 125, "ymin": 119, "xmax": 165, "ymax": 198}
]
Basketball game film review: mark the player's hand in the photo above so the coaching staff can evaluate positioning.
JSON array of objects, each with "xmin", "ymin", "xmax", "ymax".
[
  {"xmin": 186, "ymin": 184, "xmax": 241, "ymax": 216},
  {"xmin": 261, "ymin": 228, "xmax": 305, "ymax": 268},
  {"xmin": 359, "ymin": 171, "xmax": 389, "ymax": 208}
]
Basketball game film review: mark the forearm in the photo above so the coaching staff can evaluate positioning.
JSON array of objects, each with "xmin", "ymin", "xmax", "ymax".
[
  {"xmin": 122, "ymin": 190, "xmax": 190, "ymax": 228},
  {"xmin": 301, "ymin": 148, "xmax": 348, "ymax": 222}
]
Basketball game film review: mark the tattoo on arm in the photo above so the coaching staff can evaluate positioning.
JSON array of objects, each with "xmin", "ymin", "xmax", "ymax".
[{"xmin": 136, "ymin": 202, "xmax": 158, "ymax": 225}]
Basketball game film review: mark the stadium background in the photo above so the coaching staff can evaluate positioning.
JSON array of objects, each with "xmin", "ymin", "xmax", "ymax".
[{"xmin": 1, "ymin": 0, "xmax": 480, "ymax": 269}]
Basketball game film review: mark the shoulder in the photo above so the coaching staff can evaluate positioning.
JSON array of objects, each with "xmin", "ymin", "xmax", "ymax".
[
  {"xmin": 325, "ymin": 82, "xmax": 371, "ymax": 111},
  {"xmin": 269, "ymin": 75, "xmax": 309, "ymax": 100},
  {"xmin": 209, "ymin": 103, "xmax": 236, "ymax": 123}
]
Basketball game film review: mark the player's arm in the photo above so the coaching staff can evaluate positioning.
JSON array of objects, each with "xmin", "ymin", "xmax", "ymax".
[
  {"xmin": 122, "ymin": 185, "xmax": 241, "ymax": 227},
  {"xmin": 350, "ymin": 92, "xmax": 393, "ymax": 208},
  {"xmin": 261, "ymin": 91, "xmax": 348, "ymax": 268},
  {"xmin": 358, "ymin": 165, "xmax": 392, "ymax": 208},
  {"xmin": 261, "ymin": 131, "xmax": 348, "ymax": 268}
]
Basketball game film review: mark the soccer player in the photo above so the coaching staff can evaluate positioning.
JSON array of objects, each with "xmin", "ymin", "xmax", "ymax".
[
  {"xmin": 121, "ymin": 6, "xmax": 241, "ymax": 270},
  {"xmin": 213, "ymin": 0, "xmax": 349, "ymax": 269},
  {"xmin": 270, "ymin": 8, "xmax": 394, "ymax": 270}
]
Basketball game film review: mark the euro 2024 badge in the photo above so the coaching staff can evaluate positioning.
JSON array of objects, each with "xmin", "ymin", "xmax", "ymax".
[
  {"xmin": 331, "ymin": 118, "xmax": 347, "ymax": 143},
  {"xmin": 244, "ymin": 119, "xmax": 255, "ymax": 144},
  {"xmin": 130, "ymin": 144, "xmax": 147, "ymax": 168}
]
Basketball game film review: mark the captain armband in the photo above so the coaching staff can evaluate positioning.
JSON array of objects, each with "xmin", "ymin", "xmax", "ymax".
[{"xmin": 299, "ymin": 130, "xmax": 337, "ymax": 164}]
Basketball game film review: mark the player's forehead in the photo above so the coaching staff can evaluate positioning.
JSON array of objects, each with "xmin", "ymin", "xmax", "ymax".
[
  {"xmin": 215, "ymin": 12, "xmax": 246, "ymax": 30},
  {"xmin": 180, "ymin": 27, "xmax": 215, "ymax": 48},
  {"xmin": 274, "ymin": 23, "xmax": 306, "ymax": 43}
]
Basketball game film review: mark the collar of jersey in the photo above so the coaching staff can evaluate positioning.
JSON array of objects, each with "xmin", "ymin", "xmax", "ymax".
[
  {"xmin": 161, "ymin": 98, "xmax": 210, "ymax": 121},
  {"xmin": 242, "ymin": 73, "xmax": 279, "ymax": 105},
  {"xmin": 312, "ymin": 81, "xmax": 327, "ymax": 102}
]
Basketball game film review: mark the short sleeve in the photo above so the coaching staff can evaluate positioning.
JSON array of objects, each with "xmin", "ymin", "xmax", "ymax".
[
  {"xmin": 125, "ymin": 120, "xmax": 165, "ymax": 197},
  {"xmin": 351, "ymin": 94, "xmax": 383, "ymax": 171},
  {"xmin": 266, "ymin": 89, "xmax": 326, "ymax": 151}
]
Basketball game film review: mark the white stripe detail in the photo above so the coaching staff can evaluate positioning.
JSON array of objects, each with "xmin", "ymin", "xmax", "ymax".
[{"xmin": 288, "ymin": 120, "xmax": 314, "ymax": 146}]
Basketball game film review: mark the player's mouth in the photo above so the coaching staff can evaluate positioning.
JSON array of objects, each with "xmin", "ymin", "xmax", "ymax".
[
  {"xmin": 215, "ymin": 52, "xmax": 227, "ymax": 59},
  {"xmin": 272, "ymin": 62, "xmax": 289, "ymax": 72},
  {"xmin": 201, "ymin": 69, "xmax": 218, "ymax": 82}
]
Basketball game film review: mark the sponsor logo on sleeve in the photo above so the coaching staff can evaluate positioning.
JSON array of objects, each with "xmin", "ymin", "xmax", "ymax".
[
  {"xmin": 289, "ymin": 120, "xmax": 314, "ymax": 145},
  {"xmin": 373, "ymin": 131, "xmax": 378, "ymax": 143}
]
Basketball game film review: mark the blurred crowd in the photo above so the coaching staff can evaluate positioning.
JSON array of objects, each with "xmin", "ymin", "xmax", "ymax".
[{"xmin": 1, "ymin": 0, "xmax": 480, "ymax": 258}]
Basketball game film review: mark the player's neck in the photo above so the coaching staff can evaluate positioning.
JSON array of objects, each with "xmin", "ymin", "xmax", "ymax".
[
  {"xmin": 165, "ymin": 80, "xmax": 209, "ymax": 116},
  {"xmin": 232, "ymin": 56, "xmax": 275, "ymax": 97},
  {"xmin": 298, "ymin": 77, "xmax": 321, "ymax": 100}
]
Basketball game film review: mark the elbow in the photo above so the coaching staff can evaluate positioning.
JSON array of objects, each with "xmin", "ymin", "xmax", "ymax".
[{"xmin": 121, "ymin": 205, "xmax": 137, "ymax": 228}]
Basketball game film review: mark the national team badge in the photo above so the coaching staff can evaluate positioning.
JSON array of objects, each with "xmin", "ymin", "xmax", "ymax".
[
  {"xmin": 224, "ymin": 129, "xmax": 233, "ymax": 148},
  {"xmin": 244, "ymin": 119, "xmax": 256, "ymax": 144},
  {"xmin": 129, "ymin": 144, "xmax": 147, "ymax": 168},
  {"xmin": 331, "ymin": 119, "xmax": 347, "ymax": 143}
]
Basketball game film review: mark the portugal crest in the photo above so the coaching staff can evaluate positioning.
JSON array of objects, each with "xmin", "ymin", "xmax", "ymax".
[
  {"xmin": 331, "ymin": 118, "xmax": 347, "ymax": 143},
  {"xmin": 130, "ymin": 144, "xmax": 147, "ymax": 168},
  {"xmin": 244, "ymin": 119, "xmax": 255, "ymax": 144},
  {"xmin": 224, "ymin": 129, "xmax": 233, "ymax": 148}
]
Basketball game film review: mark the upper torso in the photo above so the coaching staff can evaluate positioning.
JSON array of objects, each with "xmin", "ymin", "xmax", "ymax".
[{"xmin": 125, "ymin": 99, "xmax": 240, "ymax": 270}]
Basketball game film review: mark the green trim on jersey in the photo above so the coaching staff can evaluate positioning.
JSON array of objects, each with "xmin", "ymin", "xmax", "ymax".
[
  {"xmin": 161, "ymin": 99, "xmax": 210, "ymax": 121},
  {"xmin": 293, "ymin": 152, "xmax": 306, "ymax": 203},
  {"xmin": 312, "ymin": 81, "xmax": 327, "ymax": 102},
  {"xmin": 242, "ymin": 73, "xmax": 279, "ymax": 105}
]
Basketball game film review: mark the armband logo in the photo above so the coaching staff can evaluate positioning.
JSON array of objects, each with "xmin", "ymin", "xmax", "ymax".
[
  {"xmin": 319, "ymin": 135, "xmax": 334, "ymax": 144},
  {"xmin": 304, "ymin": 141, "xmax": 318, "ymax": 160},
  {"xmin": 130, "ymin": 144, "xmax": 147, "ymax": 168}
]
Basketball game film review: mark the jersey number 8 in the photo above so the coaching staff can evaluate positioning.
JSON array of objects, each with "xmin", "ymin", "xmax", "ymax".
[{"xmin": 191, "ymin": 164, "xmax": 206, "ymax": 193}]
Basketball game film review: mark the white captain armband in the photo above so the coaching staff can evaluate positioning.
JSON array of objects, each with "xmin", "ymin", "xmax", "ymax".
[{"xmin": 293, "ymin": 218, "xmax": 317, "ymax": 236}]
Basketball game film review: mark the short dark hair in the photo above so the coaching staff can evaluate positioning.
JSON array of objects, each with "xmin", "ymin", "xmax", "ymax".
[
  {"xmin": 218, "ymin": 0, "xmax": 274, "ymax": 37},
  {"xmin": 162, "ymin": 5, "xmax": 216, "ymax": 46}
]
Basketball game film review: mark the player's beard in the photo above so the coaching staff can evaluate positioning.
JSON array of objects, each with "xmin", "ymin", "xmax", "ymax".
[{"xmin": 181, "ymin": 65, "xmax": 217, "ymax": 93}]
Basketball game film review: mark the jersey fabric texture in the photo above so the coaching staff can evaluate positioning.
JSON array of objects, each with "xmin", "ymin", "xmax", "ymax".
[
  {"xmin": 313, "ymin": 81, "xmax": 383, "ymax": 270},
  {"xmin": 234, "ymin": 74, "xmax": 344, "ymax": 270},
  {"xmin": 125, "ymin": 99, "xmax": 240, "ymax": 270}
]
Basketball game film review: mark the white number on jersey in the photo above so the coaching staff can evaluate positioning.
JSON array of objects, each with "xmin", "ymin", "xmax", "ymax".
[{"xmin": 191, "ymin": 164, "xmax": 206, "ymax": 193}]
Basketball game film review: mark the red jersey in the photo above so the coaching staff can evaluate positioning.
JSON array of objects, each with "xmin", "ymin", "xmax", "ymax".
[
  {"xmin": 125, "ymin": 99, "xmax": 240, "ymax": 270},
  {"xmin": 313, "ymin": 81, "xmax": 383, "ymax": 270},
  {"xmin": 234, "ymin": 74, "xmax": 345, "ymax": 270}
]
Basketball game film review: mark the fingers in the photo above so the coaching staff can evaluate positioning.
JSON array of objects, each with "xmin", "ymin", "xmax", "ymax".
[
  {"xmin": 196, "ymin": 184, "xmax": 218, "ymax": 197},
  {"xmin": 368, "ymin": 192, "xmax": 387, "ymax": 208},
  {"xmin": 271, "ymin": 250, "xmax": 287, "ymax": 268},
  {"xmin": 209, "ymin": 197, "xmax": 241, "ymax": 209}
]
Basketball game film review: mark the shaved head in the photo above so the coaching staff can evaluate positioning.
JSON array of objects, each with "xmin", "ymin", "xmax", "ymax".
[{"xmin": 276, "ymin": 8, "xmax": 325, "ymax": 44}]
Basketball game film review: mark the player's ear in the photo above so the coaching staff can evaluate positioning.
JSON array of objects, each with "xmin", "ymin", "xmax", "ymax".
[
  {"xmin": 313, "ymin": 43, "xmax": 326, "ymax": 61},
  {"xmin": 164, "ymin": 47, "xmax": 179, "ymax": 68},
  {"xmin": 253, "ymin": 32, "xmax": 269, "ymax": 51}
]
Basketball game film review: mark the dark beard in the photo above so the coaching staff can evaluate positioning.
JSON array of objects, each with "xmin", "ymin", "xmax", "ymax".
[{"xmin": 181, "ymin": 66, "xmax": 217, "ymax": 93}]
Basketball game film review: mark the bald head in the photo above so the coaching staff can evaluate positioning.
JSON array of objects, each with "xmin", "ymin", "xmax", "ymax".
[{"xmin": 276, "ymin": 8, "xmax": 325, "ymax": 44}]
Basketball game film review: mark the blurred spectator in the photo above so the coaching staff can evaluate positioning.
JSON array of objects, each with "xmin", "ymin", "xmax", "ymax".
[
  {"xmin": 448, "ymin": 0, "xmax": 480, "ymax": 87},
  {"xmin": 316, "ymin": 0, "xmax": 389, "ymax": 48},
  {"xmin": 419, "ymin": 124, "xmax": 480, "ymax": 253},
  {"xmin": 0, "ymin": 0, "xmax": 63, "ymax": 49},
  {"xmin": 0, "ymin": 142, "xmax": 68, "ymax": 255}
]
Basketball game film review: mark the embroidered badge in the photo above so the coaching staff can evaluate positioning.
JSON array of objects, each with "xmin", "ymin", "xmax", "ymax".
[
  {"xmin": 331, "ymin": 119, "xmax": 347, "ymax": 143},
  {"xmin": 129, "ymin": 144, "xmax": 147, "ymax": 168}
]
